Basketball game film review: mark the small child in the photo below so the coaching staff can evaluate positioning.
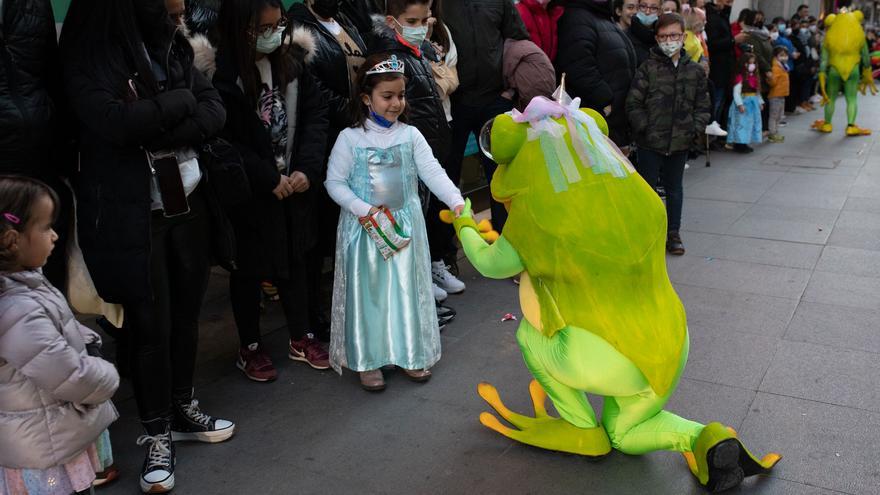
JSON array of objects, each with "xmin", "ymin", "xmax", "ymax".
[
  {"xmin": 727, "ymin": 52, "xmax": 765, "ymax": 153},
  {"xmin": 767, "ymin": 46, "xmax": 791, "ymax": 143},
  {"xmin": 325, "ymin": 53, "xmax": 465, "ymax": 391},
  {"xmin": 0, "ymin": 176, "xmax": 119, "ymax": 495}
]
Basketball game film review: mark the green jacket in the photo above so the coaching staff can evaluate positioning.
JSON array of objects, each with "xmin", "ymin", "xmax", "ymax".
[{"xmin": 626, "ymin": 47, "xmax": 711, "ymax": 155}]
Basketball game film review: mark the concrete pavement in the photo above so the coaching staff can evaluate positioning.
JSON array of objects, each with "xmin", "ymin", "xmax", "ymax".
[{"xmin": 96, "ymin": 96, "xmax": 880, "ymax": 494}]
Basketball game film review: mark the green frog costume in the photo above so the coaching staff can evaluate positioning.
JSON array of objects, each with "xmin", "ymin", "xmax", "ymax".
[
  {"xmin": 812, "ymin": 6, "xmax": 878, "ymax": 136},
  {"xmin": 451, "ymin": 90, "xmax": 781, "ymax": 492}
]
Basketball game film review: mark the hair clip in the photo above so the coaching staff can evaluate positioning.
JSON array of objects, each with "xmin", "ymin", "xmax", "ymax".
[
  {"xmin": 366, "ymin": 55, "xmax": 406, "ymax": 75},
  {"xmin": 3, "ymin": 213, "xmax": 20, "ymax": 225}
]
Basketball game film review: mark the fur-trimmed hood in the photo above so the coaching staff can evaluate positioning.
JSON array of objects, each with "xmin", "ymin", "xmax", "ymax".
[{"xmin": 187, "ymin": 25, "xmax": 317, "ymax": 80}]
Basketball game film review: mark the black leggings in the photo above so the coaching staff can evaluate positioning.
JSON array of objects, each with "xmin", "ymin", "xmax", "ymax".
[
  {"xmin": 122, "ymin": 190, "xmax": 211, "ymax": 422},
  {"xmin": 229, "ymin": 251, "xmax": 312, "ymax": 347}
]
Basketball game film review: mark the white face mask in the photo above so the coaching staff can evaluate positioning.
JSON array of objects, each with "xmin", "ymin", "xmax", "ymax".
[
  {"xmin": 747, "ymin": 63, "xmax": 756, "ymax": 72},
  {"xmin": 770, "ymin": 31, "xmax": 779, "ymax": 41},
  {"xmin": 659, "ymin": 40, "xmax": 683, "ymax": 57}
]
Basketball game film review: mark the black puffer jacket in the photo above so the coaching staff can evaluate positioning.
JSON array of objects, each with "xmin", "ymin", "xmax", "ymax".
[
  {"xmin": 212, "ymin": 29, "xmax": 329, "ymax": 279},
  {"xmin": 369, "ymin": 19, "xmax": 451, "ymax": 164},
  {"xmin": 0, "ymin": 0, "xmax": 66, "ymax": 177},
  {"xmin": 289, "ymin": 2, "xmax": 367, "ymax": 135},
  {"xmin": 627, "ymin": 15, "xmax": 656, "ymax": 68},
  {"xmin": 556, "ymin": 0, "xmax": 637, "ymax": 146},
  {"xmin": 705, "ymin": 1, "xmax": 734, "ymax": 89},
  {"xmin": 64, "ymin": 31, "xmax": 226, "ymax": 303}
]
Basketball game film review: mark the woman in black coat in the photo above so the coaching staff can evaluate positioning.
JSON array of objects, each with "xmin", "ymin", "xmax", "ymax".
[
  {"xmin": 59, "ymin": 0, "xmax": 233, "ymax": 492},
  {"xmin": 213, "ymin": 0, "xmax": 330, "ymax": 382},
  {"xmin": 556, "ymin": 0, "xmax": 637, "ymax": 148}
]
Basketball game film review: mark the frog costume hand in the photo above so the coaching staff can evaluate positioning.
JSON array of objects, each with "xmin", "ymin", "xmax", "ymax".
[
  {"xmin": 455, "ymin": 90, "xmax": 780, "ymax": 491},
  {"xmin": 812, "ymin": 8, "xmax": 874, "ymax": 136}
]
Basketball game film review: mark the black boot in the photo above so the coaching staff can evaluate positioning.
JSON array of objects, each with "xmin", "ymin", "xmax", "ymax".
[{"xmin": 666, "ymin": 231, "xmax": 686, "ymax": 256}]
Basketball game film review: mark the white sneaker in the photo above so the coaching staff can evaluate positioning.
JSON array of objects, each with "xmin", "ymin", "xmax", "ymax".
[
  {"xmin": 685, "ymin": 163, "xmax": 691, "ymax": 170},
  {"xmin": 433, "ymin": 282, "xmax": 448, "ymax": 302},
  {"xmin": 705, "ymin": 121, "xmax": 728, "ymax": 137},
  {"xmin": 810, "ymin": 94, "xmax": 822, "ymax": 105},
  {"xmin": 432, "ymin": 261, "xmax": 466, "ymax": 294}
]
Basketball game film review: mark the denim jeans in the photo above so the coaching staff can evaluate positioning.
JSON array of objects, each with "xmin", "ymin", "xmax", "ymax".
[
  {"xmin": 450, "ymin": 96, "xmax": 514, "ymax": 231},
  {"xmin": 635, "ymin": 148, "xmax": 688, "ymax": 232}
]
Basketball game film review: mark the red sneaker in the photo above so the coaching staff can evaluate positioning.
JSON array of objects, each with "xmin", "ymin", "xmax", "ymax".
[
  {"xmin": 236, "ymin": 344, "xmax": 278, "ymax": 382},
  {"xmin": 289, "ymin": 334, "xmax": 330, "ymax": 370}
]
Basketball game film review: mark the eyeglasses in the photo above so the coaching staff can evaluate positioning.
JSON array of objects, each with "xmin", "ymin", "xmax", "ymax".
[
  {"xmin": 639, "ymin": 4, "xmax": 660, "ymax": 14},
  {"xmin": 252, "ymin": 18, "xmax": 288, "ymax": 38},
  {"xmin": 656, "ymin": 33, "xmax": 684, "ymax": 41}
]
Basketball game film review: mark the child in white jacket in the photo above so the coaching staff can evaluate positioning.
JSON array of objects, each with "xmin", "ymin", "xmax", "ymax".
[{"xmin": 0, "ymin": 176, "xmax": 119, "ymax": 495}]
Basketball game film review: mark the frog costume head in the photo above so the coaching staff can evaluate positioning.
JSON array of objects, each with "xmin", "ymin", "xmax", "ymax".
[{"xmin": 452, "ymin": 89, "xmax": 781, "ymax": 491}]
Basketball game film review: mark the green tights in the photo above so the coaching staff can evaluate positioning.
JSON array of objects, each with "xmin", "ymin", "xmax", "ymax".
[
  {"xmin": 516, "ymin": 320, "xmax": 704, "ymax": 454},
  {"xmin": 825, "ymin": 66, "xmax": 861, "ymax": 125}
]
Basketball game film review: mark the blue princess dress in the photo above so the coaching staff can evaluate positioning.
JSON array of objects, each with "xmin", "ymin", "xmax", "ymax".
[
  {"xmin": 727, "ymin": 75, "xmax": 764, "ymax": 145},
  {"xmin": 325, "ymin": 120, "xmax": 465, "ymax": 373}
]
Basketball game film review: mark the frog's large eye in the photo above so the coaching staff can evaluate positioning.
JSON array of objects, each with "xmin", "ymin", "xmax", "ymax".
[
  {"xmin": 479, "ymin": 118, "xmax": 496, "ymax": 161},
  {"xmin": 480, "ymin": 113, "xmax": 527, "ymax": 165}
]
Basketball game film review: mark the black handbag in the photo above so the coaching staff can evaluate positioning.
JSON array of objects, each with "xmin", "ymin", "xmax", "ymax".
[{"xmin": 200, "ymin": 136, "xmax": 251, "ymax": 210}]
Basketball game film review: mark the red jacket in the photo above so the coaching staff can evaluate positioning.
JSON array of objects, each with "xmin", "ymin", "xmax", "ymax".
[{"xmin": 516, "ymin": 0, "xmax": 564, "ymax": 61}]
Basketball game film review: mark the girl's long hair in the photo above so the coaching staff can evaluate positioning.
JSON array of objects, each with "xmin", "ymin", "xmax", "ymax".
[
  {"xmin": 215, "ymin": 0, "xmax": 296, "ymax": 107},
  {"xmin": 60, "ymin": 0, "xmax": 177, "ymax": 99},
  {"xmin": 428, "ymin": 0, "xmax": 451, "ymax": 54},
  {"xmin": 736, "ymin": 53, "xmax": 761, "ymax": 92}
]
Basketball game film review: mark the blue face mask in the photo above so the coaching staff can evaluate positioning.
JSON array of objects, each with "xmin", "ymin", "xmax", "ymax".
[
  {"xmin": 256, "ymin": 28, "xmax": 283, "ymax": 54},
  {"xmin": 777, "ymin": 23, "xmax": 787, "ymax": 33},
  {"xmin": 394, "ymin": 19, "xmax": 428, "ymax": 47},
  {"xmin": 370, "ymin": 111, "xmax": 395, "ymax": 128},
  {"xmin": 635, "ymin": 11, "xmax": 658, "ymax": 26}
]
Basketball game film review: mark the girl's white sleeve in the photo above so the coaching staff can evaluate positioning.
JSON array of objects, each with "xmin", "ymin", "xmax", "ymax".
[
  {"xmin": 325, "ymin": 131, "xmax": 373, "ymax": 217},
  {"xmin": 411, "ymin": 128, "xmax": 465, "ymax": 209},
  {"xmin": 732, "ymin": 82, "xmax": 744, "ymax": 106}
]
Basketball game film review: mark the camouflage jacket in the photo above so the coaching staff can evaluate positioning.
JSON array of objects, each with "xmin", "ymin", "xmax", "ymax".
[{"xmin": 626, "ymin": 47, "xmax": 711, "ymax": 155}]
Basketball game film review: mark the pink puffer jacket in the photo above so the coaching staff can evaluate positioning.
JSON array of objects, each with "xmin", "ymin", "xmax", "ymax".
[{"xmin": 0, "ymin": 270, "xmax": 118, "ymax": 469}]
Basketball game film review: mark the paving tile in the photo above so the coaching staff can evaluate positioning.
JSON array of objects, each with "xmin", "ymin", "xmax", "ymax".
[
  {"xmin": 675, "ymin": 284, "xmax": 798, "ymax": 339},
  {"xmin": 741, "ymin": 393, "xmax": 880, "ymax": 495},
  {"xmin": 760, "ymin": 340, "xmax": 880, "ymax": 412},
  {"xmin": 727, "ymin": 204, "xmax": 839, "ymax": 244},
  {"xmin": 843, "ymin": 196, "xmax": 880, "ymax": 213},
  {"xmin": 785, "ymin": 301, "xmax": 880, "ymax": 354},
  {"xmin": 685, "ymin": 170, "xmax": 784, "ymax": 203},
  {"xmin": 670, "ymin": 231, "xmax": 724, "ymax": 257},
  {"xmin": 680, "ymin": 198, "xmax": 752, "ymax": 235},
  {"xmin": 814, "ymin": 246, "xmax": 880, "ymax": 278},
  {"xmin": 668, "ymin": 256, "xmax": 811, "ymax": 299},
  {"xmin": 700, "ymin": 235, "xmax": 823, "ymax": 270},
  {"xmin": 757, "ymin": 174, "xmax": 855, "ymax": 210},
  {"xmin": 683, "ymin": 326, "xmax": 780, "ymax": 390},
  {"xmin": 803, "ymin": 270, "xmax": 880, "ymax": 311}
]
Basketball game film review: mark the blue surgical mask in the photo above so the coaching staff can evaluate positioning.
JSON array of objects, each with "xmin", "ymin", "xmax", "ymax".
[
  {"xmin": 256, "ymin": 28, "xmax": 283, "ymax": 54},
  {"xmin": 370, "ymin": 111, "xmax": 395, "ymax": 128},
  {"xmin": 636, "ymin": 11, "xmax": 658, "ymax": 26},
  {"xmin": 394, "ymin": 19, "xmax": 428, "ymax": 47},
  {"xmin": 777, "ymin": 23, "xmax": 787, "ymax": 33}
]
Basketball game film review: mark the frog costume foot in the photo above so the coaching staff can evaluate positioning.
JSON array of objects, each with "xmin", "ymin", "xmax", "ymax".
[
  {"xmin": 682, "ymin": 423, "xmax": 782, "ymax": 492},
  {"xmin": 812, "ymin": 120, "xmax": 833, "ymax": 133},
  {"xmin": 477, "ymin": 381, "xmax": 612, "ymax": 458},
  {"xmin": 846, "ymin": 124, "xmax": 872, "ymax": 136}
]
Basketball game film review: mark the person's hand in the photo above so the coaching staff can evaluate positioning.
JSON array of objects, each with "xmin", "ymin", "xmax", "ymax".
[
  {"xmin": 431, "ymin": 41, "xmax": 446, "ymax": 60},
  {"xmin": 426, "ymin": 13, "xmax": 436, "ymax": 40},
  {"xmin": 454, "ymin": 204, "xmax": 464, "ymax": 217},
  {"xmin": 793, "ymin": 51, "xmax": 801, "ymax": 59},
  {"xmin": 289, "ymin": 171, "xmax": 310, "ymax": 193},
  {"xmin": 734, "ymin": 32, "xmax": 748, "ymax": 43},
  {"xmin": 619, "ymin": 145, "xmax": 632, "ymax": 157},
  {"xmin": 272, "ymin": 175, "xmax": 295, "ymax": 200},
  {"xmin": 603, "ymin": 105, "xmax": 612, "ymax": 116},
  {"xmin": 738, "ymin": 105, "xmax": 746, "ymax": 113}
]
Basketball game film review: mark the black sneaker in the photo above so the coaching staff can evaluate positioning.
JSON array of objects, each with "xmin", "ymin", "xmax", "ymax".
[
  {"xmin": 137, "ymin": 424, "xmax": 175, "ymax": 494},
  {"xmin": 733, "ymin": 143, "xmax": 754, "ymax": 154},
  {"xmin": 170, "ymin": 398, "xmax": 235, "ymax": 443},
  {"xmin": 436, "ymin": 304, "xmax": 456, "ymax": 320}
]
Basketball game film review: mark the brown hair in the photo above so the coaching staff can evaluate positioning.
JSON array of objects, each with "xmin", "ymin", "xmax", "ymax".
[
  {"xmin": 0, "ymin": 176, "xmax": 60, "ymax": 271},
  {"xmin": 350, "ymin": 52, "xmax": 408, "ymax": 128},
  {"xmin": 385, "ymin": 0, "xmax": 431, "ymax": 18},
  {"xmin": 736, "ymin": 52, "xmax": 761, "ymax": 92},
  {"xmin": 656, "ymin": 13, "xmax": 685, "ymax": 32}
]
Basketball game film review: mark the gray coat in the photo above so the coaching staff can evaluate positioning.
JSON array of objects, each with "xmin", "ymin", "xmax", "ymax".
[{"xmin": 0, "ymin": 270, "xmax": 119, "ymax": 469}]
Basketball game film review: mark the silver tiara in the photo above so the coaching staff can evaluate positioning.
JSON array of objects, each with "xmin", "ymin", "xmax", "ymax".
[{"xmin": 366, "ymin": 55, "xmax": 405, "ymax": 75}]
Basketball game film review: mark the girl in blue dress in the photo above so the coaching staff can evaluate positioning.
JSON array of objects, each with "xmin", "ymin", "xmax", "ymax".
[
  {"xmin": 325, "ymin": 53, "xmax": 465, "ymax": 391},
  {"xmin": 727, "ymin": 52, "xmax": 765, "ymax": 153}
]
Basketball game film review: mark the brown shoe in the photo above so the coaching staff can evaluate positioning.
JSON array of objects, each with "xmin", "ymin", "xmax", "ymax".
[
  {"xmin": 403, "ymin": 369, "xmax": 432, "ymax": 383},
  {"xmin": 666, "ymin": 231, "xmax": 686, "ymax": 256},
  {"xmin": 359, "ymin": 370, "xmax": 386, "ymax": 391}
]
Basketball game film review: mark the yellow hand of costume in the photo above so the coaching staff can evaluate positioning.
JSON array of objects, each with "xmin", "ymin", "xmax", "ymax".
[
  {"xmin": 440, "ymin": 199, "xmax": 499, "ymax": 243},
  {"xmin": 819, "ymin": 72, "xmax": 830, "ymax": 106},
  {"xmin": 859, "ymin": 68, "xmax": 878, "ymax": 96}
]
